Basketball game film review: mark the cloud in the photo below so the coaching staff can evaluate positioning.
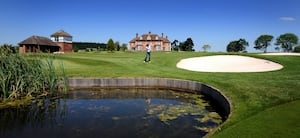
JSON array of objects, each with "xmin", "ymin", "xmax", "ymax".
[{"xmin": 280, "ymin": 17, "xmax": 296, "ymax": 21}]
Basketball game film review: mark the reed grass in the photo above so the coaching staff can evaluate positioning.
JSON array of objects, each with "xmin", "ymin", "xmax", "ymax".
[
  {"xmin": 0, "ymin": 45, "xmax": 66, "ymax": 103},
  {"xmin": 44, "ymin": 55, "xmax": 57, "ymax": 94},
  {"xmin": 59, "ymin": 62, "xmax": 68, "ymax": 93}
]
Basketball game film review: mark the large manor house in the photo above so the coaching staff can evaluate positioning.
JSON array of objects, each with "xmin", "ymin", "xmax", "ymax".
[
  {"xmin": 18, "ymin": 31, "xmax": 171, "ymax": 53},
  {"xmin": 129, "ymin": 32, "xmax": 171, "ymax": 51}
]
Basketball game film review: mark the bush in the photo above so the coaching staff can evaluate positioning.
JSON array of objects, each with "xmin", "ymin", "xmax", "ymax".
[
  {"xmin": 0, "ymin": 44, "xmax": 17, "ymax": 54},
  {"xmin": 294, "ymin": 45, "xmax": 300, "ymax": 53},
  {"xmin": 106, "ymin": 38, "xmax": 115, "ymax": 52}
]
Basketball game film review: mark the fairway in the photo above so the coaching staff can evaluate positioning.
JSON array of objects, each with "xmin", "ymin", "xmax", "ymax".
[{"xmin": 53, "ymin": 52, "xmax": 300, "ymax": 137}]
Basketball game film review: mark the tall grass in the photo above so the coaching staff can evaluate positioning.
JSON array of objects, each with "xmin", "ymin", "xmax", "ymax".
[
  {"xmin": 59, "ymin": 62, "xmax": 68, "ymax": 93},
  {"xmin": 44, "ymin": 56, "xmax": 57, "ymax": 94},
  {"xmin": 44, "ymin": 55, "xmax": 68, "ymax": 94},
  {"xmin": 0, "ymin": 45, "xmax": 67, "ymax": 103}
]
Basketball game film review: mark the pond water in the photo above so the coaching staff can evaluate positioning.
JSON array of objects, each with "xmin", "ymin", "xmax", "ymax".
[{"xmin": 0, "ymin": 89, "xmax": 223, "ymax": 138}]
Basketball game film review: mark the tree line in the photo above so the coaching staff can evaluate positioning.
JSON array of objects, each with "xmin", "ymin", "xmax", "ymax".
[
  {"xmin": 171, "ymin": 38, "xmax": 195, "ymax": 51},
  {"xmin": 1, "ymin": 33, "xmax": 299, "ymax": 53},
  {"xmin": 226, "ymin": 33, "xmax": 299, "ymax": 53},
  {"xmin": 170, "ymin": 33, "xmax": 299, "ymax": 53},
  {"xmin": 74, "ymin": 32, "xmax": 299, "ymax": 53},
  {"xmin": 73, "ymin": 39, "xmax": 128, "ymax": 52}
]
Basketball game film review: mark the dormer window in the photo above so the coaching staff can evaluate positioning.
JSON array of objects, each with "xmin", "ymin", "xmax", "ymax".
[
  {"xmin": 147, "ymin": 35, "xmax": 151, "ymax": 40},
  {"xmin": 140, "ymin": 36, "xmax": 143, "ymax": 40},
  {"xmin": 156, "ymin": 36, "xmax": 158, "ymax": 40}
]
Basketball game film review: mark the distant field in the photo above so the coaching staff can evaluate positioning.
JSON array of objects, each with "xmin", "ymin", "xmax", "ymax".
[{"xmin": 51, "ymin": 51, "xmax": 300, "ymax": 137}]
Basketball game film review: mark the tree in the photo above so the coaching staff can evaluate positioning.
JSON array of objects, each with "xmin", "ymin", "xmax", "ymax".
[
  {"xmin": 275, "ymin": 33, "xmax": 299, "ymax": 52},
  {"xmin": 171, "ymin": 40, "xmax": 179, "ymax": 51},
  {"xmin": 275, "ymin": 46, "xmax": 281, "ymax": 52},
  {"xmin": 179, "ymin": 38, "xmax": 195, "ymax": 51},
  {"xmin": 120, "ymin": 43, "xmax": 128, "ymax": 51},
  {"xmin": 227, "ymin": 38, "xmax": 249, "ymax": 52},
  {"xmin": 114, "ymin": 41, "xmax": 120, "ymax": 51},
  {"xmin": 254, "ymin": 34, "xmax": 274, "ymax": 53},
  {"xmin": 202, "ymin": 44, "xmax": 211, "ymax": 52},
  {"xmin": 294, "ymin": 45, "xmax": 300, "ymax": 53},
  {"xmin": 72, "ymin": 42, "xmax": 106, "ymax": 52},
  {"xmin": 107, "ymin": 38, "xmax": 115, "ymax": 52}
]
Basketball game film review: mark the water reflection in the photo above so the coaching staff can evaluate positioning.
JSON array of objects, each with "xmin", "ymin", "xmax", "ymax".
[
  {"xmin": 145, "ymin": 97, "xmax": 151, "ymax": 105},
  {"xmin": 0, "ymin": 89, "xmax": 222, "ymax": 138},
  {"xmin": 0, "ymin": 98, "xmax": 67, "ymax": 134}
]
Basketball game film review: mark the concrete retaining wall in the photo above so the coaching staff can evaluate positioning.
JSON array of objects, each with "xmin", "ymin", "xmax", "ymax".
[{"xmin": 68, "ymin": 77, "xmax": 231, "ymax": 119}]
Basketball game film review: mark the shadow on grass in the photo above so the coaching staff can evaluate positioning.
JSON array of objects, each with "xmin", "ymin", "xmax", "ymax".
[{"xmin": 55, "ymin": 56, "xmax": 116, "ymax": 66}]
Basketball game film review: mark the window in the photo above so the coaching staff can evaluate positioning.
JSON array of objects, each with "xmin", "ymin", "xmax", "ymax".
[
  {"xmin": 156, "ymin": 46, "xmax": 161, "ymax": 51},
  {"xmin": 165, "ymin": 46, "xmax": 168, "ymax": 51},
  {"xmin": 137, "ymin": 46, "xmax": 142, "ymax": 51}
]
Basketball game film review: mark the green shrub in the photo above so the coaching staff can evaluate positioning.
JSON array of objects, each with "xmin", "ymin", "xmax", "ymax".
[{"xmin": 294, "ymin": 45, "xmax": 300, "ymax": 52}]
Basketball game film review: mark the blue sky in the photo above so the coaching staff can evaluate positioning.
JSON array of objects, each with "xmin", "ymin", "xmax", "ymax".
[{"xmin": 0, "ymin": 0, "xmax": 299, "ymax": 52}]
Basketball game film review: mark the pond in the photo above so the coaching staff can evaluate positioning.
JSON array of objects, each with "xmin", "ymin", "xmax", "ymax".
[{"xmin": 0, "ymin": 89, "xmax": 223, "ymax": 138}]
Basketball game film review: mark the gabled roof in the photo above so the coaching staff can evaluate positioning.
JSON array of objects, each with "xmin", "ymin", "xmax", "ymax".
[
  {"xmin": 51, "ymin": 30, "xmax": 72, "ymax": 37},
  {"xmin": 129, "ymin": 32, "xmax": 170, "ymax": 43},
  {"xmin": 161, "ymin": 37, "xmax": 170, "ymax": 43},
  {"xmin": 19, "ymin": 36, "xmax": 59, "ymax": 47}
]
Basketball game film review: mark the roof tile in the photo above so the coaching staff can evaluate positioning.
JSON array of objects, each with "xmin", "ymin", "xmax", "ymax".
[
  {"xmin": 51, "ymin": 30, "xmax": 72, "ymax": 37},
  {"xmin": 19, "ymin": 36, "xmax": 59, "ymax": 47}
]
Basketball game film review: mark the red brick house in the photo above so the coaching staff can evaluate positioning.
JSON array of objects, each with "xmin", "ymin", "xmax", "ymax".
[{"xmin": 129, "ymin": 32, "xmax": 171, "ymax": 51}]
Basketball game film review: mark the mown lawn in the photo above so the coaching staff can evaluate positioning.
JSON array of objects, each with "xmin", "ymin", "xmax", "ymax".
[{"xmin": 51, "ymin": 51, "xmax": 300, "ymax": 137}]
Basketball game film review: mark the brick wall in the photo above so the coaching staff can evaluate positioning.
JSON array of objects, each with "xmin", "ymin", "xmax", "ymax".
[{"xmin": 56, "ymin": 42, "xmax": 73, "ymax": 52}]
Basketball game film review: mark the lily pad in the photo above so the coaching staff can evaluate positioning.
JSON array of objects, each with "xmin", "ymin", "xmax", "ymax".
[
  {"xmin": 112, "ymin": 116, "xmax": 120, "ymax": 120},
  {"xmin": 194, "ymin": 126, "xmax": 216, "ymax": 133},
  {"xmin": 195, "ymin": 112, "xmax": 222, "ymax": 124}
]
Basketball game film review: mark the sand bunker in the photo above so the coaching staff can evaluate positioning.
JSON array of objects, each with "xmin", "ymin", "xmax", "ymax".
[
  {"xmin": 260, "ymin": 53, "xmax": 300, "ymax": 56},
  {"xmin": 176, "ymin": 55, "xmax": 283, "ymax": 73}
]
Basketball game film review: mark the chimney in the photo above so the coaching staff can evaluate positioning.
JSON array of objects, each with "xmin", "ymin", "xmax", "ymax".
[
  {"xmin": 166, "ymin": 36, "xmax": 168, "ymax": 39},
  {"xmin": 161, "ymin": 33, "xmax": 164, "ymax": 38},
  {"xmin": 136, "ymin": 33, "xmax": 138, "ymax": 38},
  {"xmin": 148, "ymin": 31, "xmax": 151, "ymax": 34}
]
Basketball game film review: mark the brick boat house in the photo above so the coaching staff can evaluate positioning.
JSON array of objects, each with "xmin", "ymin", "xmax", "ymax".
[
  {"xmin": 19, "ymin": 36, "xmax": 60, "ymax": 53},
  {"xmin": 19, "ymin": 30, "xmax": 73, "ymax": 53}
]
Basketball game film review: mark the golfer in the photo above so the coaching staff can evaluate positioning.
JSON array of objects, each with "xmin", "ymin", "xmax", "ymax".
[{"xmin": 144, "ymin": 44, "xmax": 151, "ymax": 63}]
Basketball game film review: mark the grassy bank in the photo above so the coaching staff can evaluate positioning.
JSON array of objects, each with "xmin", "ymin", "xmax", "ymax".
[{"xmin": 51, "ymin": 51, "xmax": 300, "ymax": 137}]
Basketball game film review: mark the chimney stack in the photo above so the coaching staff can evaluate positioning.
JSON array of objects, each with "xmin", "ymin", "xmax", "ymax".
[
  {"xmin": 161, "ymin": 33, "xmax": 164, "ymax": 38},
  {"xmin": 136, "ymin": 33, "xmax": 138, "ymax": 38}
]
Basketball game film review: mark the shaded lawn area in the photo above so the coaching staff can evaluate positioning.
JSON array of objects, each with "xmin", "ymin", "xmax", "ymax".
[{"xmin": 213, "ymin": 100, "xmax": 300, "ymax": 138}]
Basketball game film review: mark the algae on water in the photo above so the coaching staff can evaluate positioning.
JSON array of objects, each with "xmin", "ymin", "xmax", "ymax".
[{"xmin": 146, "ymin": 91, "xmax": 222, "ymax": 132}]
